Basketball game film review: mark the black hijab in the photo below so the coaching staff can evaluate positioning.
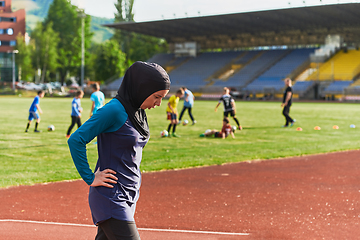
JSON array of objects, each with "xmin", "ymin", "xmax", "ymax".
[{"xmin": 115, "ymin": 61, "xmax": 170, "ymax": 139}]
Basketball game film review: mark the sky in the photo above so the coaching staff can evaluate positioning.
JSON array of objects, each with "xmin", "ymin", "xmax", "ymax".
[{"xmin": 72, "ymin": 0, "xmax": 358, "ymax": 21}]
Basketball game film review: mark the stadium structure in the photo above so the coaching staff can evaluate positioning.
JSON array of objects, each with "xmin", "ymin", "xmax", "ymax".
[{"xmin": 105, "ymin": 3, "xmax": 360, "ymax": 101}]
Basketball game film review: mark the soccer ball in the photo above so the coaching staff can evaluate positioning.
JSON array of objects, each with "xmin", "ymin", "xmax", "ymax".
[
  {"xmin": 182, "ymin": 119, "xmax": 189, "ymax": 126},
  {"xmin": 232, "ymin": 126, "xmax": 237, "ymax": 133},
  {"xmin": 47, "ymin": 125, "xmax": 55, "ymax": 131},
  {"xmin": 160, "ymin": 130, "xmax": 168, "ymax": 137}
]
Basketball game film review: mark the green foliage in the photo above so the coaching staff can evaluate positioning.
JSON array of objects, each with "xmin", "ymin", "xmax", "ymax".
[
  {"xmin": 112, "ymin": 0, "xmax": 167, "ymax": 66},
  {"xmin": 129, "ymin": 34, "xmax": 168, "ymax": 62},
  {"xmin": 92, "ymin": 40, "xmax": 126, "ymax": 82},
  {"xmin": 44, "ymin": 0, "xmax": 93, "ymax": 84},
  {"xmin": 13, "ymin": 0, "xmax": 114, "ymax": 42},
  {"xmin": 2, "ymin": 98, "xmax": 360, "ymax": 188},
  {"xmin": 30, "ymin": 22, "xmax": 59, "ymax": 82},
  {"xmin": 15, "ymin": 33, "xmax": 33, "ymax": 81}
]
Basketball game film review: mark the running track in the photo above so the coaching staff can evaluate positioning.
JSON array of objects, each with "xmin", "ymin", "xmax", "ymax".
[{"xmin": 1, "ymin": 150, "xmax": 360, "ymax": 239}]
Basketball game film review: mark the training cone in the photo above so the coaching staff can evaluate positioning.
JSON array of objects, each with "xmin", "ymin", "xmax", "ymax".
[
  {"xmin": 296, "ymin": 127, "xmax": 302, "ymax": 131},
  {"xmin": 333, "ymin": 125, "xmax": 339, "ymax": 129},
  {"xmin": 314, "ymin": 126, "xmax": 321, "ymax": 130},
  {"xmin": 350, "ymin": 124, "xmax": 356, "ymax": 128}
]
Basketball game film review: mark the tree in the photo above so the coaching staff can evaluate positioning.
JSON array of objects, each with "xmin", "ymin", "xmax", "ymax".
[
  {"xmin": 129, "ymin": 34, "xmax": 168, "ymax": 62},
  {"xmin": 44, "ymin": 0, "xmax": 92, "ymax": 85},
  {"xmin": 112, "ymin": 0, "xmax": 168, "ymax": 65},
  {"xmin": 14, "ymin": 33, "xmax": 33, "ymax": 82},
  {"xmin": 113, "ymin": 0, "xmax": 134, "ymax": 64},
  {"xmin": 94, "ymin": 39, "xmax": 126, "ymax": 82},
  {"xmin": 30, "ymin": 22, "xmax": 59, "ymax": 83}
]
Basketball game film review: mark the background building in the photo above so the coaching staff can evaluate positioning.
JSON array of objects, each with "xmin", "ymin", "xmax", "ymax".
[{"xmin": 0, "ymin": 0, "xmax": 25, "ymax": 83}]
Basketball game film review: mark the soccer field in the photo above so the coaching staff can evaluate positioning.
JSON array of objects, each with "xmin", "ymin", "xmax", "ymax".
[{"xmin": 1, "ymin": 96, "xmax": 360, "ymax": 188}]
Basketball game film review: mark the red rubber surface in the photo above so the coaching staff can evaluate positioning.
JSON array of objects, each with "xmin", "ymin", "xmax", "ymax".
[{"xmin": 1, "ymin": 150, "xmax": 360, "ymax": 239}]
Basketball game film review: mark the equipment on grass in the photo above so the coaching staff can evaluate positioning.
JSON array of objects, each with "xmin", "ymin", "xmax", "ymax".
[
  {"xmin": 160, "ymin": 130, "xmax": 169, "ymax": 137},
  {"xmin": 232, "ymin": 126, "xmax": 237, "ymax": 133},
  {"xmin": 47, "ymin": 125, "xmax": 55, "ymax": 131},
  {"xmin": 296, "ymin": 127, "xmax": 302, "ymax": 131},
  {"xmin": 183, "ymin": 120, "xmax": 189, "ymax": 126},
  {"xmin": 205, "ymin": 129, "xmax": 211, "ymax": 134},
  {"xmin": 350, "ymin": 124, "xmax": 356, "ymax": 128},
  {"xmin": 314, "ymin": 126, "xmax": 321, "ymax": 130},
  {"xmin": 333, "ymin": 125, "xmax": 339, "ymax": 129}
]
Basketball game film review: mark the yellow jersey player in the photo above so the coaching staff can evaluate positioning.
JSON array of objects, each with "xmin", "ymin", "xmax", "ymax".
[{"xmin": 166, "ymin": 88, "xmax": 184, "ymax": 137}]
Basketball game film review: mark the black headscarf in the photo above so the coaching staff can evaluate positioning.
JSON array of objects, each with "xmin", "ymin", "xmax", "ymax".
[{"xmin": 115, "ymin": 61, "xmax": 171, "ymax": 139}]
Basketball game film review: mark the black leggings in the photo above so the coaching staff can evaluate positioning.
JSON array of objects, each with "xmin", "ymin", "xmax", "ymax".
[
  {"xmin": 67, "ymin": 116, "xmax": 81, "ymax": 135},
  {"xmin": 282, "ymin": 105, "xmax": 293, "ymax": 126},
  {"xmin": 95, "ymin": 218, "xmax": 140, "ymax": 240},
  {"xmin": 179, "ymin": 106, "xmax": 194, "ymax": 122}
]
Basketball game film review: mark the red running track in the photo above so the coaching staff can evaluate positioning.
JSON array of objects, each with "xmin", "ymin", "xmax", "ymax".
[{"xmin": 1, "ymin": 150, "xmax": 360, "ymax": 239}]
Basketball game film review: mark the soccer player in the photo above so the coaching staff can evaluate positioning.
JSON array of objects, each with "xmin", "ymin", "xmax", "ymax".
[
  {"xmin": 68, "ymin": 61, "xmax": 170, "ymax": 240},
  {"xmin": 178, "ymin": 86, "xmax": 196, "ymax": 125},
  {"xmin": 66, "ymin": 90, "xmax": 84, "ymax": 138},
  {"xmin": 25, "ymin": 90, "xmax": 44, "ymax": 133},
  {"xmin": 200, "ymin": 117, "xmax": 235, "ymax": 139},
  {"xmin": 281, "ymin": 78, "xmax": 295, "ymax": 127},
  {"xmin": 215, "ymin": 87, "xmax": 242, "ymax": 130},
  {"xmin": 166, "ymin": 88, "xmax": 184, "ymax": 137},
  {"xmin": 90, "ymin": 83, "xmax": 105, "ymax": 117}
]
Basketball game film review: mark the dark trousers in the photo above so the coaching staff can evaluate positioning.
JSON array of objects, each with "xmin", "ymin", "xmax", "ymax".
[
  {"xmin": 67, "ymin": 116, "xmax": 82, "ymax": 135},
  {"xmin": 179, "ymin": 106, "xmax": 194, "ymax": 122},
  {"xmin": 95, "ymin": 218, "xmax": 140, "ymax": 240},
  {"xmin": 282, "ymin": 105, "xmax": 293, "ymax": 126}
]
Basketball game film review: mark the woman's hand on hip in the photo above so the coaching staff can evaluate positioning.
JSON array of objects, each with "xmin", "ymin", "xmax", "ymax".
[{"xmin": 91, "ymin": 168, "xmax": 118, "ymax": 188}]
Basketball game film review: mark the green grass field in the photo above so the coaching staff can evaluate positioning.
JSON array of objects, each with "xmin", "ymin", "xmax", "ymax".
[{"xmin": 1, "ymin": 96, "xmax": 360, "ymax": 188}]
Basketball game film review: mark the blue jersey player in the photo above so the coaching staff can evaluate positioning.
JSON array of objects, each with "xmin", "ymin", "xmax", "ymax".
[
  {"xmin": 66, "ymin": 90, "xmax": 84, "ymax": 138},
  {"xmin": 25, "ymin": 90, "xmax": 45, "ymax": 133},
  {"xmin": 90, "ymin": 83, "xmax": 105, "ymax": 117},
  {"xmin": 68, "ymin": 62, "xmax": 170, "ymax": 240}
]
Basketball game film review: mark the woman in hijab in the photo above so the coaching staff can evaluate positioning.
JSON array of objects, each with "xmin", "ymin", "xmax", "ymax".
[{"xmin": 68, "ymin": 61, "xmax": 170, "ymax": 240}]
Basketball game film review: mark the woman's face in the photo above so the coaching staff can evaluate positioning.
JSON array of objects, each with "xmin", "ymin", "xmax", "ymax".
[{"xmin": 140, "ymin": 89, "xmax": 169, "ymax": 110}]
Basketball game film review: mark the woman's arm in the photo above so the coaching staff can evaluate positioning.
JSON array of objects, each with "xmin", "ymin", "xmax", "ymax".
[{"xmin": 68, "ymin": 99, "xmax": 127, "ymax": 185}]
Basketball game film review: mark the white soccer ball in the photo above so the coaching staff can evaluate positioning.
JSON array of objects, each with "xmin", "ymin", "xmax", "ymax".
[
  {"xmin": 232, "ymin": 126, "xmax": 237, "ymax": 133},
  {"xmin": 183, "ymin": 119, "xmax": 189, "ymax": 126},
  {"xmin": 160, "ymin": 130, "xmax": 168, "ymax": 137},
  {"xmin": 47, "ymin": 125, "xmax": 55, "ymax": 131}
]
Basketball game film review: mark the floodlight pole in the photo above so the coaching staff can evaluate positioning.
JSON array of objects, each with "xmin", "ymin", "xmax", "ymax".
[
  {"xmin": 81, "ymin": 15, "xmax": 85, "ymax": 89},
  {"xmin": 78, "ymin": 10, "xmax": 86, "ymax": 90},
  {"xmin": 9, "ymin": 50, "xmax": 19, "ymax": 90}
]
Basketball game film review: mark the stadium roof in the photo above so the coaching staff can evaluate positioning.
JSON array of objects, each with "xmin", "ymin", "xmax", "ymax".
[{"xmin": 105, "ymin": 3, "xmax": 360, "ymax": 49}]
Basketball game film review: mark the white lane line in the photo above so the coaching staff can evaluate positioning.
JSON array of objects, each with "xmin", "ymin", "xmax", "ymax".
[
  {"xmin": 0, "ymin": 219, "xmax": 95, "ymax": 228},
  {"xmin": 138, "ymin": 228, "xmax": 250, "ymax": 236},
  {"xmin": 0, "ymin": 219, "xmax": 250, "ymax": 236}
]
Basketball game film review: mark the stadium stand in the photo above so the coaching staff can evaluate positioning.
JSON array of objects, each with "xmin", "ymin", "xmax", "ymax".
[
  {"xmin": 167, "ymin": 51, "xmax": 243, "ymax": 89},
  {"xmin": 245, "ymin": 48, "xmax": 315, "ymax": 92},
  {"xmin": 228, "ymin": 49, "xmax": 290, "ymax": 90},
  {"xmin": 307, "ymin": 49, "xmax": 360, "ymax": 81},
  {"xmin": 146, "ymin": 53, "xmax": 175, "ymax": 68},
  {"xmin": 143, "ymin": 49, "xmax": 317, "ymax": 95},
  {"xmin": 103, "ymin": 77, "xmax": 123, "ymax": 97},
  {"xmin": 293, "ymin": 81, "xmax": 315, "ymax": 92},
  {"xmin": 103, "ymin": 3, "xmax": 360, "ymax": 100},
  {"xmin": 322, "ymin": 80, "xmax": 352, "ymax": 93}
]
